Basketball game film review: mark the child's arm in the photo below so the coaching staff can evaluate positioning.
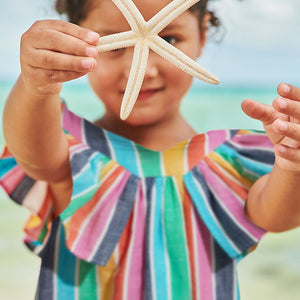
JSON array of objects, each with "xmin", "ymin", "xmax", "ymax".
[
  {"xmin": 2, "ymin": 20, "xmax": 99, "ymax": 215},
  {"xmin": 242, "ymin": 83, "xmax": 300, "ymax": 232}
]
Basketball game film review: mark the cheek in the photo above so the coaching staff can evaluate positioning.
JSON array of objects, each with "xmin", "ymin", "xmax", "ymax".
[
  {"xmin": 88, "ymin": 59, "xmax": 124, "ymax": 116},
  {"xmin": 182, "ymin": 39, "xmax": 202, "ymax": 60},
  {"xmin": 163, "ymin": 38, "xmax": 200, "ymax": 84},
  {"xmin": 165, "ymin": 63, "xmax": 194, "ymax": 91},
  {"xmin": 89, "ymin": 60, "xmax": 117, "ymax": 97}
]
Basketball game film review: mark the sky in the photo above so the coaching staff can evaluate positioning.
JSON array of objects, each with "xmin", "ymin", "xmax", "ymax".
[{"xmin": 0, "ymin": 0, "xmax": 299, "ymax": 86}]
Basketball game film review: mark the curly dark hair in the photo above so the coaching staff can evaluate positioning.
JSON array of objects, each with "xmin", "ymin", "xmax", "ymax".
[
  {"xmin": 55, "ymin": 0, "xmax": 92, "ymax": 24},
  {"xmin": 55, "ymin": 0, "xmax": 221, "ymax": 33}
]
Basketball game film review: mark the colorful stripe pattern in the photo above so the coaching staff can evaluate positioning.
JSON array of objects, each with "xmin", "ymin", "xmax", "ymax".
[{"xmin": 0, "ymin": 105, "xmax": 275, "ymax": 299}]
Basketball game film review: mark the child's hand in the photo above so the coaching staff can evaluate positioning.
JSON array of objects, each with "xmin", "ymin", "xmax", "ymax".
[
  {"xmin": 242, "ymin": 83, "xmax": 300, "ymax": 172},
  {"xmin": 20, "ymin": 20, "xmax": 99, "ymax": 96}
]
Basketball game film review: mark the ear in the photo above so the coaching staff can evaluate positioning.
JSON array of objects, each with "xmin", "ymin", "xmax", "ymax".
[{"xmin": 197, "ymin": 12, "xmax": 211, "ymax": 57}]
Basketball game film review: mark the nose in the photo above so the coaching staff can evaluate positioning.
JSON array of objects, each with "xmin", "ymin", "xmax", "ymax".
[
  {"xmin": 144, "ymin": 51, "xmax": 159, "ymax": 78},
  {"xmin": 123, "ymin": 48, "xmax": 159, "ymax": 80}
]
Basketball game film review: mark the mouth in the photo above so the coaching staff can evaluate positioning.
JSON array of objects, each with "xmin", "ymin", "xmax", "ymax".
[{"xmin": 137, "ymin": 88, "xmax": 164, "ymax": 101}]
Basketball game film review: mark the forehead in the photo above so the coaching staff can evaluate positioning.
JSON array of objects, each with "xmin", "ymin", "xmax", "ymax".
[
  {"xmin": 82, "ymin": 0, "xmax": 196, "ymax": 33},
  {"xmin": 95, "ymin": 0, "xmax": 174, "ymax": 20}
]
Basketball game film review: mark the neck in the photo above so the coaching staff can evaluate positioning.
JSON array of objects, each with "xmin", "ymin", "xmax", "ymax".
[{"xmin": 95, "ymin": 113, "xmax": 197, "ymax": 151}]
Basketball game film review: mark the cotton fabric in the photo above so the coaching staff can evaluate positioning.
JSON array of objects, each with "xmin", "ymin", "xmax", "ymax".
[{"xmin": 0, "ymin": 104, "xmax": 275, "ymax": 300}]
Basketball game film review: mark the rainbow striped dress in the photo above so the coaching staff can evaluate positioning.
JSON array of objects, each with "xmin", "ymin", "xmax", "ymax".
[{"xmin": 0, "ymin": 104, "xmax": 275, "ymax": 300}]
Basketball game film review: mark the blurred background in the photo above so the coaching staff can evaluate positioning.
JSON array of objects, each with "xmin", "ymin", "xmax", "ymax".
[{"xmin": 0, "ymin": 0, "xmax": 300, "ymax": 299}]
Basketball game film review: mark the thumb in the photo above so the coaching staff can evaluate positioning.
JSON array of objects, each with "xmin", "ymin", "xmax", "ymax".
[{"xmin": 241, "ymin": 99, "xmax": 277, "ymax": 125}]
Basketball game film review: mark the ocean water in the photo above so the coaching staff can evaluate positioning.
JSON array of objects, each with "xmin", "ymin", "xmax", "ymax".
[
  {"xmin": 0, "ymin": 78, "xmax": 274, "ymax": 140},
  {"xmin": 1, "ymin": 79, "xmax": 300, "ymax": 299}
]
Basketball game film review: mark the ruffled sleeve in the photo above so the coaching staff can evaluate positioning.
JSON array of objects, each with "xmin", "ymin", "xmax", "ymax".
[
  {"xmin": 0, "ymin": 106, "xmax": 141, "ymax": 267},
  {"xmin": 0, "ymin": 113, "xmax": 83, "ymax": 254},
  {"xmin": 0, "ymin": 146, "xmax": 54, "ymax": 251},
  {"xmin": 184, "ymin": 129, "xmax": 275, "ymax": 260}
]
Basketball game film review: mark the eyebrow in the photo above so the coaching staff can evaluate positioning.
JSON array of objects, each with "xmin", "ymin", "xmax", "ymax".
[
  {"xmin": 159, "ymin": 22, "xmax": 186, "ymax": 32},
  {"xmin": 97, "ymin": 28, "xmax": 131, "ymax": 36},
  {"xmin": 94, "ymin": 27, "xmax": 116, "ymax": 34},
  {"xmin": 100, "ymin": 30, "xmax": 118, "ymax": 35},
  {"xmin": 97, "ymin": 20, "xmax": 186, "ymax": 34}
]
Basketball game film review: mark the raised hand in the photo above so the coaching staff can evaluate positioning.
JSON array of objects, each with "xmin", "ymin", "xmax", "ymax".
[
  {"xmin": 20, "ymin": 20, "xmax": 99, "ymax": 96},
  {"xmin": 242, "ymin": 83, "xmax": 300, "ymax": 172}
]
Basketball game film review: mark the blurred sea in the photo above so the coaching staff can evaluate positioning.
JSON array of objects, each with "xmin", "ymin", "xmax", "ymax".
[{"xmin": 1, "ymin": 78, "xmax": 300, "ymax": 299}]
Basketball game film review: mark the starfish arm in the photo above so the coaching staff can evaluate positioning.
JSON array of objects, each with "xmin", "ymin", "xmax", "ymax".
[
  {"xmin": 148, "ymin": 0, "xmax": 200, "ymax": 34},
  {"xmin": 120, "ymin": 42, "xmax": 149, "ymax": 120},
  {"xmin": 112, "ymin": 0, "xmax": 146, "ymax": 32},
  {"xmin": 96, "ymin": 31, "xmax": 137, "ymax": 52},
  {"xmin": 149, "ymin": 36, "xmax": 219, "ymax": 85}
]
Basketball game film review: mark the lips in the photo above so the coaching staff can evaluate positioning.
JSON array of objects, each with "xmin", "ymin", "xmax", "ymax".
[{"xmin": 137, "ymin": 88, "xmax": 163, "ymax": 101}]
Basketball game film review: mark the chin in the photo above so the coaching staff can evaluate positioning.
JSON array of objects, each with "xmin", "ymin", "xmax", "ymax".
[{"xmin": 121, "ymin": 112, "xmax": 161, "ymax": 127}]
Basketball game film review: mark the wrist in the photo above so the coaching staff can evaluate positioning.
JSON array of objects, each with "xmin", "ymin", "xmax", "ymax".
[
  {"xmin": 20, "ymin": 74, "xmax": 62, "ymax": 101},
  {"xmin": 273, "ymin": 158, "xmax": 300, "ymax": 178}
]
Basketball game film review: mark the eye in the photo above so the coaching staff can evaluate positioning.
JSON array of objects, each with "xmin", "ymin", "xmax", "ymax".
[
  {"xmin": 105, "ymin": 47, "xmax": 125, "ymax": 57},
  {"xmin": 162, "ymin": 35, "xmax": 178, "ymax": 45},
  {"xmin": 110, "ymin": 48, "xmax": 125, "ymax": 53}
]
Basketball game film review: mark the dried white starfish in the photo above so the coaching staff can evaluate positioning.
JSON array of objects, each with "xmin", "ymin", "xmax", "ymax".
[{"xmin": 96, "ymin": 0, "xmax": 219, "ymax": 120}]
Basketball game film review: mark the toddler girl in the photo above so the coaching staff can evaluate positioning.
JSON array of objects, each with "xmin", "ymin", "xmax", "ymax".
[{"xmin": 1, "ymin": 0, "xmax": 300, "ymax": 299}]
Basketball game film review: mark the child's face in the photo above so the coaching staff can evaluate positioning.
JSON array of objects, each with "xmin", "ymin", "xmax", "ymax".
[{"xmin": 81, "ymin": 0, "xmax": 206, "ymax": 126}]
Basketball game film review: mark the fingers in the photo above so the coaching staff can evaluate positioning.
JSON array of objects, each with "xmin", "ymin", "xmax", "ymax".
[
  {"xmin": 273, "ymin": 84, "xmax": 300, "ymax": 143},
  {"xmin": 21, "ymin": 20, "xmax": 99, "ymax": 65},
  {"xmin": 27, "ymin": 49, "xmax": 96, "ymax": 72},
  {"xmin": 30, "ymin": 28, "xmax": 98, "ymax": 58},
  {"xmin": 273, "ymin": 83, "xmax": 300, "ymax": 119},
  {"xmin": 241, "ymin": 99, "xmax": 278, "ymax": 125},
  {"xmin": 273, "ymin": 96, "xmax": 300, "ymax": 120},
  {"xmin": 22, "ymin": 20, "xmax": 99, "ymax": 60},
  {"xmin": 272, "ymin": 84, "xmax": 300, "ymax": 163},
  {"xmin": 273, "ymin": 119, "xmax": 300, "ymax": 142},
  {"xmin": 28, "ymin": 19, "xmax": 100, "ymax": 45},
  {"xmin": 277, "ymin": 83, "xmax": 300, "ymax": 102},
  {"xmin": 20, "ymin": 20, "xmax": 100, "ymax": 95},
  {"xmin": 275, "ymin": 144, "xmax": 300, "ymax": 164},
  {"xmin": 242, "ymin": 84, "xmax": 300, "ymax": 166},
  {"xmin": 27, "ymin": 66, "xmax": 87, "ymax": 84},
  {"xmin": 243, "ymin": 84, "xmax": 300, "ymax": 124}
]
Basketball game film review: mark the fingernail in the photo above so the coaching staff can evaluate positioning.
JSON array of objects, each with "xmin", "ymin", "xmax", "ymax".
[
  {"xmin": 86, "ymin": 47, "xmax": 97, "ymax": 57},
  {"xmin": 87, "ymin": 31, "xmax": 99, "ymax": 42},
  {"xmin": 82, "ymin": 58, "xmax": 95, "ymax": 69},
  {"xmin": 278, "ymin": 97, "xmax": 287, "ymax": 109},
  {"xmin": 281, "ymin": 83, "xmax": 290, "ymax": 94}
]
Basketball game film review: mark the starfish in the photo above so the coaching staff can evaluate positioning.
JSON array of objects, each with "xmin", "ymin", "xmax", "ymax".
[{"xmin": 96, "ymin": 0, "xmax": 219, "ymax": 120}]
